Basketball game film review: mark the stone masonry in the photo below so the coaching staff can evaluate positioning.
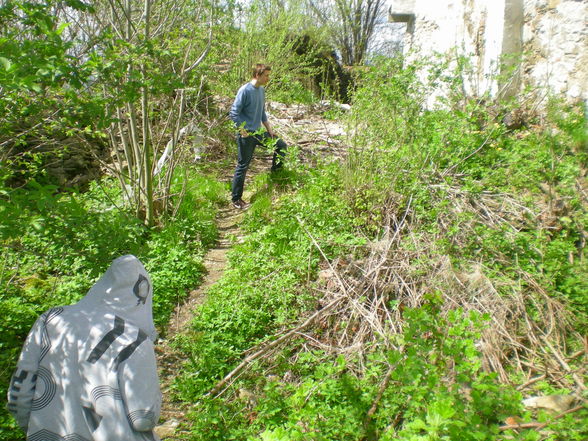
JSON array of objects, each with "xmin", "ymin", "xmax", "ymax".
[{"xmin": 388, "ymin": 0, "xmax": 587, "ymax": 104}]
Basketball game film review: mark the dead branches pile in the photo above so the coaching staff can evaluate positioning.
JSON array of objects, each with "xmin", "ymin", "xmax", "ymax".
[{"xmin": 211, "ymin": 180, "xmax": 586, "ymax": 397}]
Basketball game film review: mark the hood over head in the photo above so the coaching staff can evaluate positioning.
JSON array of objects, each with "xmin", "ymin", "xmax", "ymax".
[{"xmin": 77, "ymin": 255, "xmax": 157, "ymax": 341}]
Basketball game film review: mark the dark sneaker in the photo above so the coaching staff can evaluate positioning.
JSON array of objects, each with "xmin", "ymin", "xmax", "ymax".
[{"xmin": 232, "ymin": 199, "xmax": 248, "ymax": 209}]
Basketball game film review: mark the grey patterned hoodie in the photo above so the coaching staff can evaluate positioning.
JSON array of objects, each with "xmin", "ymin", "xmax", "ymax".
[{"xmin": 8, "ymin": 255, "xmax": 161, "ymax": 441}]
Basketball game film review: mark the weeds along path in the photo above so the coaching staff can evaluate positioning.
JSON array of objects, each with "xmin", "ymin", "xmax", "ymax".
[
  {"xmin": 154, "ymin": 184, "xmax": 244, "ymax": 439},
  {"xmin": 154, "ymin": 100, "xmax": 350, "ymax": 439}
]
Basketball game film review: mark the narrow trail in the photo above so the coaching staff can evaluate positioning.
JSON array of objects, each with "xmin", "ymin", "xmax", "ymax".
[
  {"xmin": 153, "ymin": 157, "xmax": 273, "ymax": 439},
  {"xmin": 153, "ymin": 101, "xmax": 350, "ymax": 439}
]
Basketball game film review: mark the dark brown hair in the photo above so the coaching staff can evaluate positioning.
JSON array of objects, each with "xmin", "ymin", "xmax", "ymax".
[{"xmin": 252, "ymin": 64, "xmax": 271, "ymax": 78}]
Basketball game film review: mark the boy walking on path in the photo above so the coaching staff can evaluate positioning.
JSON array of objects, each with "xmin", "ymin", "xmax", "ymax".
[{"xmin": 229, "ymin": 64, "xmax": 287, "ymax": 209}]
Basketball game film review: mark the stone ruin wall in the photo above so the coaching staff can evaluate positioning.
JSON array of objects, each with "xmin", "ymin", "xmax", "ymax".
[
  {"xmin": 523, "ymin": 0, "xmax": 588, "ymax": 102},
  {"xmin": 388, "ymin": 0, "xmax": 587, "ymax": 105}
]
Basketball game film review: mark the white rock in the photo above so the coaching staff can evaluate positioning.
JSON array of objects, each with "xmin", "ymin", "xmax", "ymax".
[
  {"xmin": 154, "ymin": 419, "xmax": 180, "ymax": 439},
  {"xmin": 522, "ymin": 394, "xmax": 575, "ymax": 414}
]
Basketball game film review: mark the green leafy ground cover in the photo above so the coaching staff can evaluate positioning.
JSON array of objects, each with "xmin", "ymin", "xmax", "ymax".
[
  {"xmin": 167, "ymin": 58, "xmax": 587, "ymax": 440},
  {"xmin": 1, "ymin": 1, "xmax": 586, "ymax": 436},
  {"xmin": 0, "ymin": 171, "xmax": 225, "ymax": 440}
]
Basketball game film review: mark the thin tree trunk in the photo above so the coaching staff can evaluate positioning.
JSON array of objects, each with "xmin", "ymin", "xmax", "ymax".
[{"xmin": 142, "ymin": 0, "xmax": 154, "ymax": 226}]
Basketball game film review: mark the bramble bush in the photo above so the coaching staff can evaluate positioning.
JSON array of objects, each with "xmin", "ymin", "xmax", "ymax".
[
  {"xmin": 346, "ymin": 57, "xmax": 588, "ymax": 320},
  {"xmin": 255, "ymin": 303, "xmax": 522, "ymax": 441},
  {"xmin": 181, "ymin": 294, "xmax": 523, "ymax": 440}
]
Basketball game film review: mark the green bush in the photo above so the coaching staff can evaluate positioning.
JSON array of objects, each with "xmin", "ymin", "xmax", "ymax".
[
  {"xmin": 261, "ymin": 305, "xmax": 521, "ymax": 441},
  {"xmin": 184, "ymin": 299, "xmax": 522, "ymax": 441},
  {"xmin": 346, "ymin": 57, "xmax": 588, "ymax": 319},
  {"xmin": 203, "ymin": 0, "xmax": 329, "ymax": 104}
]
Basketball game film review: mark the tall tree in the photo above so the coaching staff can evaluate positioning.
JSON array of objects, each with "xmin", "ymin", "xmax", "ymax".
[
  {"xmin": 307, "ymin": 0, "xmax": 385, "ymax": 65},
  {"xmin": 1, "ymin": 0, "xmax": 214, "ymax": 225},
  {"xmin": 68, "ymin": 0, "xmax": 213, "ymax": 225}
]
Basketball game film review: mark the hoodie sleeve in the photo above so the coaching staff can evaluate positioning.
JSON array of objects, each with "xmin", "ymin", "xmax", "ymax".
[
  {"xmin": 7, "ymin": 315, "xmax": 45, "ymax": 430},
  {"xmin": 118, "ymin": 333, "xmax": 161, "ymax": 432}
]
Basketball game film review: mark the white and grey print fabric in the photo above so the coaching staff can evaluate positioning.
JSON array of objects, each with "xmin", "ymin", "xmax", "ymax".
[{"xmin": 7, "ymin": 255, "xmax": 161, "ymax": 441}]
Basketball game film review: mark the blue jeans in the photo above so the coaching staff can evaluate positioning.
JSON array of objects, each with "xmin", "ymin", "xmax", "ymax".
[{"xmin": 231, "ymin": 132, "xmax": 287, "ymax": 202}]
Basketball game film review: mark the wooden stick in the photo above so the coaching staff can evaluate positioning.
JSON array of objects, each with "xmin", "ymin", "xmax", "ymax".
[
  {"xmin": 296, "ymin": 216, "xmax": 350, "ymax": 294},
  {"xmin": 516, "ymin": 374, "xmax": 546, "ymax": 390},
  {"xmin": 542, "ymin": 337, "xmax": 587, "ymax": 391},
  {"xmin": 567, "ymin": 349, "xmax": 586, "ymax": 361},
  {"xmin": 208, "ymin": 296, "xmax": 344, "ymax": 397},
  {"xmin": 363, "ymin": 359, "xmax": 402, "ymax": 427}
]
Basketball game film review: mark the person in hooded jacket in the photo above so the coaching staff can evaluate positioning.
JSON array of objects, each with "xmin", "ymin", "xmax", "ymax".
[{"xmin": 7, "ymin": 255, "xmax": 162, "ymax": 441}]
